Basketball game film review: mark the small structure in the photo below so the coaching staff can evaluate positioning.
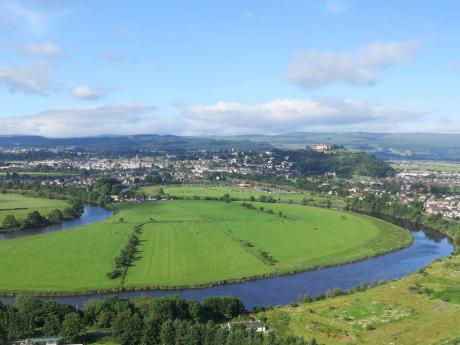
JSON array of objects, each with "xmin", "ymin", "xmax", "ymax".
[
  {"xmin": 312, "ymin": 144, "xmax": 334, "ymax": 152},
  {"xmin": 13, "ymin": 338, "xmax": 64, "ymax": 345},
  {"xmin": 222, "ymin": 320, "xmax": 268, "ymax": 334}
]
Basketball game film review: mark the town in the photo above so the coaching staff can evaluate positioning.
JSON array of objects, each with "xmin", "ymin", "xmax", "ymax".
[{"xmin": 1, "ymin": 144, "xmax": 459, "ymax": 220}]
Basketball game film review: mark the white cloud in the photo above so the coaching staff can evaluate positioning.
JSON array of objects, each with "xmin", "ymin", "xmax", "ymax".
[
  {"xmin": 0, "ymin": 1, "xmax": 48, "ymax": 34},
  {"xmin": 0, "ymin": 98, "xmax": 431, "ymax": 137},
  {"xmin": 287, "ymin": 40, "xmax": 420, "ymax": 89},
  {"xmin": 183, "ymin": 98, "xmax": 427, "ymax": 135},
  {"xmin": 325, "ymin": 0, "xmax": 348, "ymax": 14},
  {"xmin": 0, "ymin": 104, "xmax": 180, "ymax": 137},
  {"xmin": 71, "ymin": 86, "xmax": 107, "ymax": 101},
  {"xmin": 0, "ymin": 62, "xmax": 54, "ymax": 94},
  {"xmin": 19, "ymin": 42, "xmax": 64, "ymax": 57}
]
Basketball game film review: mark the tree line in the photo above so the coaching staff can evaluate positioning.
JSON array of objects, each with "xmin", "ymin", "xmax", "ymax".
[
  {"xmin": 0, "ymin": 295, "xmax": 317, "ymax": 345},
  {"xmin": 1, "ymin": 204, "xmax": 83, "ymax": 231},
  {"xmin": 107, "ymin": 222, "xmax": 146, "ymax": 279}
]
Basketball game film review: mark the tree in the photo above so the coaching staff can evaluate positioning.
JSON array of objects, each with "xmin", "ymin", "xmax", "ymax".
[
  {"xmin": 2, "ymin": 215, "xmax": 19, "ymax": 229},
  {"xmin": 23, "ymin": 211, "xmax": 47, "ymax": 228},
  {"xmin": 0, "ymin": 324, "xmax": 7, "ymax": 345},
  {"xmin": 47, "ymin": 209, "xmax": 64, "ymax": 224},
  {"xmin": 202, "ymin": 297, "xmax": 245, "ymax": 322},
  {"xmin": 62, "ymin": 207, "xmax": 77, "ymax": 220},
  {"xmin": 60, "ymin": 313, "xmax": 83, "ymax": 342},
  {"xmin": 16, "ymin": 296, "xmax": 42, "ymax": 333},
  {"xmin": 95, "ymin": 177, "xmax": 122, "ymax": 195},
  {"xmin": 112, "ymin": 311, "xmax": 142, "ymax": 345},
  {"xmin": 160, "ymin": 319, "xmax": 175, "ymax": 345},
  {"xmin": 184, "ymin": 323, "xmax": 200, "ymax": 345},
  {"xmin": 143, "ymin": 296, "xmax": 192, "ymax": 344},
  {"xmin": 43, "ymin": 315, "xmax": 61, "ymax": 336},
  {"xmin": 144, "ymin": 174, "xmax": 162, "ymax": 184}
]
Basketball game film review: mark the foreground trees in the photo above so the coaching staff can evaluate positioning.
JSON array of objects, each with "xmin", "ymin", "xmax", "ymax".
[{"xmin": 0, "ymin": 295, "xmax": 316, "ymax": 345}]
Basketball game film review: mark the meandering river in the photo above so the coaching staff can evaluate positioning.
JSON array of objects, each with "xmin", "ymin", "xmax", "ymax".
[
  {"xmin": 0, "ymin": 205, "xmax": 113, "ymax": 241},
  {"xmin": 0, "ymin": 205, "xmax": 453, "ymax": 309}
]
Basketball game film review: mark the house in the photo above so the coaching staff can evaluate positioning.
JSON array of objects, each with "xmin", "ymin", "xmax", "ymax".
[
  {"xmin": 222, "ymin": 320, "xmax": 268, "ymax": 334},
  {"xmin": 310, "ymin": 144, "xmax": 335, "ymax": 153},
  {"xmin": 13, "ymin": 337, "xmax": 65, "ymax": 345}
]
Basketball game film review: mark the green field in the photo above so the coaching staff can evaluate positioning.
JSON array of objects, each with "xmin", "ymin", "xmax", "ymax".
[
  {"xmin": 0, "ymin": 199, "xmax": 411, "ymax": 294},
  {"xmin": 141, "ymin": 184, "xmax": 346, "ymax": 208},
  {"xmin": 0, "ymin": 193, "xmax": 71, "ymax": 227},
  {"xmin": 391, "ymin": 160, "xmax": 460, "ymax": 173},
  {"xmin": 260, "ymin": 256, "xmax": 460, "ymax": 345}
]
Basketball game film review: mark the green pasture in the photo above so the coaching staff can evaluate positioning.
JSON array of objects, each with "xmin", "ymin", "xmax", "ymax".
[
  {"xmin": 391, "ymin": 161, "xmax": 460, "ymax": 173},
  {"xmin": 0, "ymin": 198, "xmax": 410, "ymax": 294},
  {"xmin": 0, "ymin": 193, "xmax": 70, "ymax": 226},
  {"xmin": 260, "ymin": 256, "xmax": 460, "ymax": 345},
  {"xmin": 141, "ymin": 184, "xmax": 346, "ymax": 208}
]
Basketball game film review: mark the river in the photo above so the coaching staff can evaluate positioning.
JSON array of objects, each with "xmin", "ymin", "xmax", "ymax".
[
  {"xmin": 0, "ymin": 206, "xmax": 453, "ymax": 309},
  {"xmin": 0, "ymin": 205, "xmax": 113, "ymax": 241}
]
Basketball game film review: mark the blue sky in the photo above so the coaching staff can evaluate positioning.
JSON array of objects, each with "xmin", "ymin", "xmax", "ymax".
[{"xmin": 0, "ymin": 0, "xmax": 458, "ymax": 137}]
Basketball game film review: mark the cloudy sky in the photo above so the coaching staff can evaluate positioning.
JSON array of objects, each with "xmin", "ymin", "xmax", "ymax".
[{"xmin": 0, "ymin": 0, "xmax": 458, "ymax": 137}]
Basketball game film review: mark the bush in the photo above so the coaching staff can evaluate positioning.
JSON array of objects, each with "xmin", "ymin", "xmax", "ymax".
[{"xmin": 2, "ymin": 215, "xmax": 20, "ymax": 230}]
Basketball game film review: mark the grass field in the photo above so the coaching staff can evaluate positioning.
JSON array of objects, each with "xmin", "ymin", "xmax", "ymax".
[
  {"xmin": 0, "ymin": 199, "xmax": 410, "ymax": 294},
  {"xmin": 391, "ymin": 161, "xmax": 460, "ymax": 173},
  {"xmin": 0, "ymin": 193, "xmax": 71, "ymax": 227},
  {"xmin": 260, "ymin": 255, "xmax": 460, "ymax": 345},
  {"xmin": 141, "ymin": 184, "xmax": 347, "ymax": 208}
]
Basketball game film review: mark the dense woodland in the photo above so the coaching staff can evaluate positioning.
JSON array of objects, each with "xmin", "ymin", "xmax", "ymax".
[
  {"xmin": 0, "ymin": 296, "xmax": 315, "ymax": 345},
  {"xmin": 276, "ymin": 148, "xmax": 395, "ymax": 178}
]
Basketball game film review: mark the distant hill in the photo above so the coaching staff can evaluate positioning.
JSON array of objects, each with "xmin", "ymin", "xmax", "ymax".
[
  {"xmin": 273, "ymin": 148, "xmax": 395, "ymax": 178},
  {"xmin": 1, "ymin": 132, "xmax": 458, "ymax": 161},
  {"xmin": 0, "ymin": 134, "xmax": 273, "ymax": 153},
  {"xmin": 216, "ymin": 133, "xmax": 460, "ymax": 161}
]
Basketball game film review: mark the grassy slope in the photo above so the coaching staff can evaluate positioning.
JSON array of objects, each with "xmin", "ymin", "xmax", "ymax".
[
  {"xmin": 0, "ymin": 193, "xmax": 70, "ymax": 225},
  {"xmin": 141, "ymin": 185, "xmax": 346, "ymax": 208},
  {"xmin": 0, "ymin": 200, "xmax": 410, "ymax": 294},
  {"xmin": 260, "ymin": 256, "xmax": 460, "ymax": 345}
]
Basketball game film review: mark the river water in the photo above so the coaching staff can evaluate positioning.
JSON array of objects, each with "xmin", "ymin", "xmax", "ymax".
[
  {"xmin": 0, "ymin": 206, "xmax": 113, "ymax": 240},
  {"xmin": 0, "ymin": 206, "xmax": 453, "ymax": 309}
]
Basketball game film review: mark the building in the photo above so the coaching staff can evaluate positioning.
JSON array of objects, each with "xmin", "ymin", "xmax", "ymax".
[
  {"xmin": 313, "ymin": 144, "xmax": 334, "ymax": 152},
  {"xmin": 222, "ymin": 320, "xmax": 268, "ymax": 334}
]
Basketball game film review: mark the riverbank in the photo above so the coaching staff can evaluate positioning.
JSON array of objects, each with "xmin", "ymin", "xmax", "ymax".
[
  {"xmin": 0, "ymin": 230, "xmax": 451, "ymax": 309},
  {"xmin": 0, "ymin": 193, "xmax": 73, "ymax": 232},
  {"xmin": 0, "ymin": 205, "xmax": 113, "ymax": 241},
  {"xmin": 259, "ymin": 254, "xmax": 460, "ymax": 345}
]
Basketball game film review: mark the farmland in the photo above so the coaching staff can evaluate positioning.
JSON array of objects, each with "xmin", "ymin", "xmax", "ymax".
[
  {"xmin": 259, "ymin": 255, "xmax": 460, "ymax": 345},
  {"xmin": 0, "ymin": 199, "xmax": 410, "ymax": 294},
  {"xmin": 391, "ymin": 160, "xmax": 460, "ymax": 173},
  {"xmin": 141, "ymin": 184, "xmax": 347, "ymax": 208},
  {"xmin": 0, "ymin": 193, "xmax": 71, "ymax": 227}
]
